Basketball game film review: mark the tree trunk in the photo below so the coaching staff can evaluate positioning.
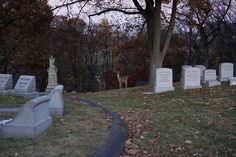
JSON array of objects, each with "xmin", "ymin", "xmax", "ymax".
[
  {"xmin": 147, "ymin": 2, "xmax": 164, "ymax": 86},
  {"xmin": 199, "ymin": 27, "xmax": 209, "ymax": 67},
  {"xmin": 147, "ymin": 0, "xmax": 177, "ymax": 87}
]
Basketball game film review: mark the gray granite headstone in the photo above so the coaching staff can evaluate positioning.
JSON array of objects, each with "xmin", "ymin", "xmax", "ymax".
[
  {"xmin": 14, "ymin": 75, "xmax": 36, "ymax": 93},
  {"xmin": 48, "ymin": 85, "xmax": 64, "ymax": 116},
  {"xmin": 0, "ymin": 74, "xmax": 13, "ymax": 90}
]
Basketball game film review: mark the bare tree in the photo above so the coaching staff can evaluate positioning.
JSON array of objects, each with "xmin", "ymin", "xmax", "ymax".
[{"xmin": 51, "ymin": 0, "xmax": 178, "ymax": 86}]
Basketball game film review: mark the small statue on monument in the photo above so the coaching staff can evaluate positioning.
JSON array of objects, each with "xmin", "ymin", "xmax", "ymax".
[
  {"xmin": 46, "ymin": 56, "xmax": 58, "ymax": 93},
  {"xmin": 48, "ymin": 56, "xmax": 57, "ymax": 74}
]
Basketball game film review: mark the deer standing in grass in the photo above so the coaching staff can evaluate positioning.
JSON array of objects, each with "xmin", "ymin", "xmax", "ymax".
[
  {"xmin": 95, "ymin": 75, "xmax": 106, "ymax": 91},
  {"xmin": 116, "ymin": 71, "xmax": 129, "ymax": 89}
]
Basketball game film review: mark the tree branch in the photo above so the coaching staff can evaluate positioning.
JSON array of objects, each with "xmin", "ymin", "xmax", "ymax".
[
  {"xmin": 89, "ymin": 8, "xmax": 141, "ymax": 17},
  {"xmin": 132, "ymin": 0, "xmax": 146, "ymax": 17},
  {"xmin": 161, "ymin": 0, "xmax": 177, "ymax": 57},
  {"xmin": 45, "ymin": 0, "xmax": 86, "ymax": 15}
]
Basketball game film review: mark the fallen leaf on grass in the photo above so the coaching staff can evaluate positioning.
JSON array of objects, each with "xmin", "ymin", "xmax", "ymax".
[{"xmin": 185, "ymin": 140, "xmax": 192, "ymax": 144}]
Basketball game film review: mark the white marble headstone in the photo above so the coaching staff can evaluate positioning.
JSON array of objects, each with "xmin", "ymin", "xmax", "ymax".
[
  {"xmin": 203, "ymin": 69, "xmax": 221, "ymax": 87},
  {"xmin": 0, "ymin": 74, "xmax": 13, "ymax": 90},
  {"xmin": 194, "ymin": 65, "xmax": 206, "ymax": 81},
  {"xmin": 229, "ymin": 77, "xmax": 236, "ymax": 86},
  {"xmin": 14, "ymin": 75, "xmax": 36, "ymax": 93},
  {"xmin": 203, "ymin": 69, "xmax": 216, "ymax": 82},
  {"xmin": 182, "ymin": 67, "xmax": 201, "ymax": 89},
  {"xmin": 180, "ymin": 65, "xmax": 192, "ymax": 85},
  {"xmin": 154, "ymin": 68, "xmax": 174, "ymax": 93},
  {"xmin": 219, "ymin": 63, "xmax": 234, "ymax": 81}
]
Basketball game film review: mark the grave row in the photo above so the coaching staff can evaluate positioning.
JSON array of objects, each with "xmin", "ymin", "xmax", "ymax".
[
  {"xmin": 154, "ymin": 62, "xmax": 236, "ymax": 93},
  {"xmin": 0, "ymin": 74, "xmax": 38, "ymax": 97}
]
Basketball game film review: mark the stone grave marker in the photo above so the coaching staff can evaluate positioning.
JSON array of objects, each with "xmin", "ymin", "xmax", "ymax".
[
  {"xmin": 180, "ymin": 65, "xmax": 192, "ymax": 85},
  {"xmin": 0, "ymin": 74, "xmax": 13, "ymax": 90},
  {"xmin": 194, "ymin": 65, "xmax": 206, "ymax": 82},
  {"xmin": 229, "ymin": 77, "xmax": 236, "ymax": 86},
  {"xmin": 203, "ymin": 69, "xmax": 221, "ymax": 87},
  {"xmin": 219, "ymin": 63, "xmax": 234, "ymax": 81},
  {"xmin": 154, "ymin": 68, "xmax": 174, "ymax": 93},
  {"xmin": 182, "ymin": 67, "xmax": 202, "ymax": 89},
  {"xmin": 14, "ymin": 75, "xmax": 36, "ymax": 93}
]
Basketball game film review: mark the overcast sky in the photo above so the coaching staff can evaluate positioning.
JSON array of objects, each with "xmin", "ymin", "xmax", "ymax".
[
  {"xmin": 48, "ymin": 0, "xmax": 96, "ymax": 22},
  {"xmin": 47, "ymin": 0, "xmax": 136, "ymax": 24}
]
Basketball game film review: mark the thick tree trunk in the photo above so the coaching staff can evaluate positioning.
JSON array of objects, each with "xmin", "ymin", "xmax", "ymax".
[
  {"xmin": 199, "ymin": 27, "xmax": 209, "ymax": 67},
  {"xmin": 147, "ymin": 0, "xmax": 177, "ymax": 87},
  {"xmin": 148, "ymin": 1, "xmax": 164, "ymax": 86}
]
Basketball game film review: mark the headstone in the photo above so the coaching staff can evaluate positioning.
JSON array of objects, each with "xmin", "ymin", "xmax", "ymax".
[
  {"xmin": 181, "ymin": 67, "xmax": 202, "ymax": 89},
  {"xmin": 229, "ymin": 77, "xmax": 236, "ymax": 86},
  {"xmin": 180, "ymin": 65, "xmax": 192, "ymax": 85},
  {"xmin": 203, "ymin": 69, "xmax": 217, "ymax": 83},
  {"xmin": 235, "ymin": 63, "xmax": 236, "ymax": 76},
  {"xmin": 46, "ymin": 56, "xmax": 58, "ymax": 93},
  {"xmin": 14, "ymin": 75, "xmax": 36, "ymax": 93},
  {"xmin": 0, "ymin": 74, "xmax": 13, "ymax": 90},
  {"xmin": 48, "ymin": 85, "xmax": 64, "ymax": 116},
  {"xmin": 10, "ymin": 75, "xmax": 39, "ymax": 98},
  {"xmin": 203, "ymin": 69, "xmax": 221, "ymax": 87},
  {"xmin": 219, "ymin": 63, "xmax": 234, "ymax": 81},
  {"xmin": 154, "ymin": 68, "xmax": 174, "ymax": 93},
  {"xmin": 194, "ymin": 65, "xmax": 206, "ymax": 82},
  {"xmin": 1, "ymin": 95, "xmax": 52, "ymax": 138}
]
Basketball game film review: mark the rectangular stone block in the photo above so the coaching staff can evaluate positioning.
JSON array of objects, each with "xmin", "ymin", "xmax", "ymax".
[
  {"xmin": 219, "ymin": 63, "xmax": 234, "ymax": 81},
  {"xmin": 0, "ymin": 74, "xmax": 13, "ymax": 90},
  {"xmin": 154, "ymin": 68, "xmax": 174, "ymax": 93},
  {"xmin": 182, "ymin": 67, "xmax": 202, "ymax": 89}
]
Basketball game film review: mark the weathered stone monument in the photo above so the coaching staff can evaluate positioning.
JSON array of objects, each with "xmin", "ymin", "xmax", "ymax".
[
  {"xmin": 0, "ymin": 95, "xmax": 52, "ymax": 138},
  {"xmin": 203, "ymin": 69, "xmax": 221, "ymax": 87},
  {"xmin": 154, "ymin": 68, "xmax": 174, "ymax": 93},
  {"xmin": 46, "ymin": 56, "xmax": 58, "ymax": 93},
  {"xmin": 194, "ymin": 65, "xmax": 206, "ymax": 82},
  {"xmin": 11, "ymin": 75, "xmax": 39, "ymax": 98},
  {"xmin": 181, "ymin": 67, "xmax": 202, "ymax": 89},
  {"xmin": 180, "ymin": 65, "xmax": 192, "ymax": 85},
  {"xmin": 0, "ymin": 74, "xmax": 13, "ymax": 90},
  {"xmin": 219, "ymin": 63, "xmax": 234, "ymax": 81},
  {"xmin": 48, "ymin": 85, "xmax": 64, "ymax": 116},
  {"xmin": 229, "ymin": 77, "xmax": 236, "ymax": 86},
  {"xmin": 14, "ymin": 75, "xmax": 36, "ymax": 93}
]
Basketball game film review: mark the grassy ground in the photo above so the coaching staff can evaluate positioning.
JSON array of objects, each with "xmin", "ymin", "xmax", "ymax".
[
  {"xmin": 0, "ymin": 99, "xmax": 110, "ymax": 157},
  {"xmin": 0, "ymin": 96, "xmax": 27, "ymax": 106},
  {"xmin": 1, "ymin": 84, "xmax": 236, "ymax": 157},
  {"xmin": 78, "ymin": 84, "xmax": 236, "ymax": 157}
]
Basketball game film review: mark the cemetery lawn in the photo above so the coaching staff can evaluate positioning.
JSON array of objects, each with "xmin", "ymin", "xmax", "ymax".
[
  {"xmin": 78, "ymin": 84, "xmax": 236, "ymax": 157},
  {"xmin": 0, "ymin": 100, "xmax": 110, "ymax": 157},
  {"xmin": 0, "ymin": 96, "xmax": 27, "ymax": 106}
]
